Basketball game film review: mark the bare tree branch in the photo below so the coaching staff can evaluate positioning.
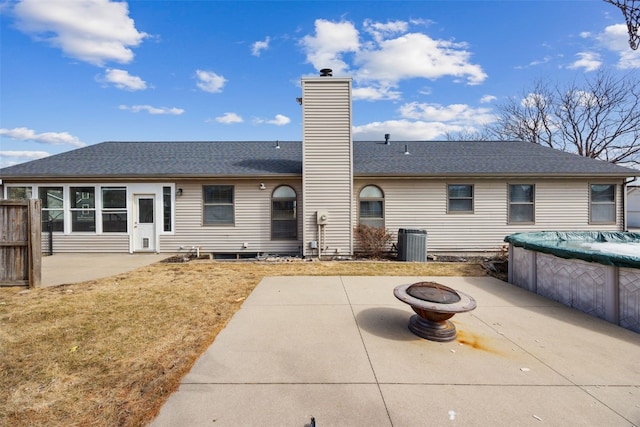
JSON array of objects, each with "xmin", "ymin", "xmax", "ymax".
[{"xmin": 485, "ymin": 69, "xmax": 640, "ymax": 167}]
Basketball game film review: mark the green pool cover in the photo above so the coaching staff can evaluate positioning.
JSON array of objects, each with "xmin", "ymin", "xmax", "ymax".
[{"xmin": 504, "ymin": 231, "xmax": 640, "ymax": 269}]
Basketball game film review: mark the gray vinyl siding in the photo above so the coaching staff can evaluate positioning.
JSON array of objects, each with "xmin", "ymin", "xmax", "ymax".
[
  {"xmin": 160, "ymin": 179, "xmax": 303, "ymax": 255},
  {"xmin": 302, "ymin": 77, "xmax": 353, "ymax": 257},
  {"xmin": 354, "ymin": 178, "xmax": 626, "ymax": 255}
]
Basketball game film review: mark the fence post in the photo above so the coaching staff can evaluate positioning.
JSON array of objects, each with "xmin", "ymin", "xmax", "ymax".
[{"xmin": 28, "ymin": 199, "xmax": 42, "ymax": 288}]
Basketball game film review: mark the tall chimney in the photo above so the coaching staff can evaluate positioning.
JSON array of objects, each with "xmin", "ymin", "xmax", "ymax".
[{"xmin": 301, "ymin": 72, "xmax": 352, "ymax": 258}]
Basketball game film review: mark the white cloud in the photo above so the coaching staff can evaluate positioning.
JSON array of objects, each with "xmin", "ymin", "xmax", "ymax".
[
  {"xmin": 353, "ymin": 119, "xmax": 463, "ymax": 140},
  {"xmin": 568, "ymin": 52, "xmax": 602, "ymax": 72},
  {"xmin": 300, "ymin": 18, "xmax": 487, "ymax": 101},
  {"xmin": 617, "ymin": 49, "xmax": 640, "ymax": 69},
  {"xmin": 0, "ymin": 150, "xmax": 51, "ymax": 168},
  {"xmin": 195, "ymin": 69, "xmax": 227, "ymax": 93},
  {"xmin": 520, "ymin": 93, "xmax": 550, "ymax": 109},
  {"xmin": 268, "ymin": 114, "xmax": 290, "ymax": 125},
  {"xmin": 480, "ymin": 95, "xmax": 497, "ymax": 104},
  {"xmin": 353, "ymin": 101, "xmax": 496, "ymax": 140},
  {"xmin": 363, "ymin": 19, "xmax": 408, "ymax": 42},
  {"xmin": 0, "ymin": 127, "xmax": 85, "ymax": 147},
  {"xmin": 13, "ymin": 0, "xmax": 148, "ymax": 66},
  {"xmin": 255, "ymin": 114, "xmax": 291, "ymax": 126},
  {"xmin": 119, "ymin": 105, "xmax": 184, "ymax": 115},
  {"xmin": 356, "ymin": 33, "xmax": 487, "ymax": 85},
  {"xmin": 252, "ymin": 37, "xmax": 270, "ymax": 56},
  {"xmin": 399, "ymin": 102, "xmax": 495, "ymax": 126},
  {"xmin": 352, "ymin": 85, "xmax": 401, "ymax": 101},
  {"xmin": 0, "ymin": 150, "xmax": 50, "ymax": 159},
  {"xmin": 602, "ymin": 24, "xmax": 640, "ymax": 69},
  {"xmin": 214, "ymin": 112, "xmax": 243, "ymax": 124},
  {"xmin": 300, "ymin": 19, "xmax": 360, "ymax": 76},
  {"xmin": 100, "ymin": 68, "xmax": 147, "ymax": 90},
  {"xmin": 599, "ymin": 23, "xmax": 633, "ymax": 51},
  {"xmin": 589, "ymin": 23, "xmax": 640, "ymax": 69}
]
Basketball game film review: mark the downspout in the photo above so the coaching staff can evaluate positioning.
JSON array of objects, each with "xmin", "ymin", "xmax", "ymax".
[{"xmin": 624, "ymin": 177, "xmax": 638, "ymax": 231}]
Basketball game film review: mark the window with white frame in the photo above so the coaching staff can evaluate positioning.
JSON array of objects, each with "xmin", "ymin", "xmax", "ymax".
[
  {"xmin": 448, "ymin": 184, "xmax": 473, "ymax": 213},
  {"xmin": 38, "ymin": 187, "xmax": 64, "ymax": 231},
  {"xmin": 590, "ymin": 184, "xmax": 616, "ymax": 223},
  {"xmin": 203, "ymin": 185, "xmax": 234, "ymax": 225},
  {"xmin": 359, "ymin": 185, "xmax": 384, "ymax": 228},
  {"xmin": 6, "ymin": 186, "xmax": 32, "ymax": 200},
  {"xmin": 271, "ymin": 185, "xmax": 297, "ymax": 240},
  {"xmin": 101, "ymin": 187, "xmax": 127, "ymax": 232},
  {"xmin": 70, "ymin": 186, "xmax": 96, "ymax": 232},
  {"xmin": 509, "ymin": 184, "xmax": 535, "ymax": 223}
]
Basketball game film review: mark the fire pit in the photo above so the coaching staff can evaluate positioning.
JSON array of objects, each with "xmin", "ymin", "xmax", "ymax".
[{"xmin": 394, "ymin": 281, "xmax": 477, "ymax": 342}]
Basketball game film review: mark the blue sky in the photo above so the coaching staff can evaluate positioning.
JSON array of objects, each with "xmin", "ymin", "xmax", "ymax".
[{"xmin": 1, "ymin": 0, "xmax": 639, "ymax": 168}]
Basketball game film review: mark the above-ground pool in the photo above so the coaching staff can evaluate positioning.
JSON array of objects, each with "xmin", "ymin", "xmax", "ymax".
[{"xmin": 505, "ymin": 231, "xmax": 640, "ymax": 333}]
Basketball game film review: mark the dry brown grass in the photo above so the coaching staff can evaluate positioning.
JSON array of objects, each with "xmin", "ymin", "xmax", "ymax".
[{"xmin": 0, "ymin": 259, "xmax": 486, "ymax": 427}]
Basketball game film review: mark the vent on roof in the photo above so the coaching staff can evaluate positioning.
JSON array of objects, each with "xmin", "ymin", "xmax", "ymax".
[
  {"xmin": 385, "ymin": 133, "xmax": 390, "ymax": 145},
  {"xmin": 404, "ymin": 144, "xmax": 410, "ymax": 155},
  {"xmin": 320, "ymin": 68, "xmax": 332, "ymax": 77}
]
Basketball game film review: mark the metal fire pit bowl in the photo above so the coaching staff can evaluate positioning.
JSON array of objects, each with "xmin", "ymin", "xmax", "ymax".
[{"xmin": 394, "ymin": 281, "xmax": 477, "ymax": 342}]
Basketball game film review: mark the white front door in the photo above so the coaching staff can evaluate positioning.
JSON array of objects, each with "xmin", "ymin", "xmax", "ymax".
[{"xmin": 133, "ymin": 195, "xmax": 156, "ymax": 252}]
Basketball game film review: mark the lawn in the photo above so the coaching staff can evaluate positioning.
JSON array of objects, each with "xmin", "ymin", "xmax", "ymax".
[{"xmin": 0, "ymin": 259, "xmax": 487, "ymax": 427}]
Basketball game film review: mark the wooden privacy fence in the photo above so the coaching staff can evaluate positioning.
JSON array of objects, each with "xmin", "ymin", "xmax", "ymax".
[{"xmin": 0, "ymin": 199, "xmax": 41, "ymax": 287}]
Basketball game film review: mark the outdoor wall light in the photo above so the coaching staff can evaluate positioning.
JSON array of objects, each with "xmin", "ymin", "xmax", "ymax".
[
  {"xmin": 176, "ymin": 188, "xmax": 183, "ymax": 196},
  {"xmin": 259, "ymin": 183, "xmax": 266, "ymax": 190}
]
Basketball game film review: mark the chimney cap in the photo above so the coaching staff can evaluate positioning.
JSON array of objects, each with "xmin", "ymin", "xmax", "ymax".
[{"xmin": 319, "ymin": 68, "xmax": 333, "ymax": 77}]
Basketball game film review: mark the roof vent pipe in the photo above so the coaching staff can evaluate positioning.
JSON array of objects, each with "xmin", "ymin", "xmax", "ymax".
[
  {"xmin": 319, "ymin": 68, "xmax": 333, "ymax": 77},
  {"xmin": 385, "ymin": 133, "xmax": 390, "ymax": 145},
  {"xmin": 404, "ymin": 144, "xmax": 410, "ymax": 155}
]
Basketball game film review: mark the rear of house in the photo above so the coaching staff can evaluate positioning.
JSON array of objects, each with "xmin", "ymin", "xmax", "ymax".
[{"xmin": 1, "ymin": 72, "xmax": 637, "ymax": 257}]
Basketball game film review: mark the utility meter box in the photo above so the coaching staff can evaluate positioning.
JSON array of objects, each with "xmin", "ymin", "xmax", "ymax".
[{"xmin": 316, "ymin": 211, "xmax": 329, "ymax": 225}]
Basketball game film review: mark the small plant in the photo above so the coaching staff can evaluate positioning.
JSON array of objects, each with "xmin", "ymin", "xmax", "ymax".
[{"xmin": 354, "ymin": 224, "xmax": 393, "ymax": 259}]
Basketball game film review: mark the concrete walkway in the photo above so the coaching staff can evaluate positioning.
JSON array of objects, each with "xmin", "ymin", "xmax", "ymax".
[
  {"xmin": 151, "ymin": 275, "xmax": 640, "ymax": 427},
  {"xmin": 41, "ymin": 253, "xmax": 168, "ymax": 287}
]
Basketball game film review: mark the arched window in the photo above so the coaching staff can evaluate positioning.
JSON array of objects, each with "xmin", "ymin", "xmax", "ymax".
[
  {"xmin": 359, "ymin": 185, "xmax": 384, "ymax": 228},
  {"xmin": 272, "ymin": 185, "xmax": 297, "ymax": 240}
]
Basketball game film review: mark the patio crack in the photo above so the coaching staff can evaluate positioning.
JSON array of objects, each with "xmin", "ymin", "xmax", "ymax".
[{"xmin": 340, "ymin": 276, "xmax": 394, "ymax": 427}]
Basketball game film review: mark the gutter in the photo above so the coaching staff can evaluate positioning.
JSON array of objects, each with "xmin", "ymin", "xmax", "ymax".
[{"xmin": 353, "ymin": 173, "xmax": 638, "ymax": 179}]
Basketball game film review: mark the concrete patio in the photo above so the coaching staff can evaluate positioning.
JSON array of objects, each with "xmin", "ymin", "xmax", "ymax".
[{"xmin": 151, "ymin": 275, "xmax": 640, "ymax": 426}]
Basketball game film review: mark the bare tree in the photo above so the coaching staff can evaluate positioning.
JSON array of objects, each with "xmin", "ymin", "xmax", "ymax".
[{"xmin": 486, "ymin": 70, "xmax": 640, "ymax": 167}]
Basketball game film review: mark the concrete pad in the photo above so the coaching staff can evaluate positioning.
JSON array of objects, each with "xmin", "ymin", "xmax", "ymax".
[
  {"xmin": 381, "ymin": 384, "xmax": 633, "ymax": 426},
  {"xmin": 354, "ymin": 305, "xmax": 571, "ymax": 385},
  {"xmin": 342, "ymin": 275, "xmax": 565, "ymax": 308},
  {"xmin": 152, "ymin": 275, "xmax": 640, "ymax": 427},
  {"xmin": 153, "ymin": 384, "xmax": 391, "ymax": 427},
  {"xmin": 244, "ymin": 276, "xmax": 348, "ymax": 306},
  {"xmin": 41, "ymin": 253, "xmax": 167, "ymax": 287},
  {"xmin": 475, "ymin": 305, "xmax": 640, "ymax": 385},
  {"xmin": 583, "ymin": 385, "xmax": 640, "ymax": 423},
  {"xmin": 341, "ymin": 276, "xmax": 424, "ymax": 306},
  {"xmin": 183, "ymin": 304, "xmax": 375, "ymax": 384}
]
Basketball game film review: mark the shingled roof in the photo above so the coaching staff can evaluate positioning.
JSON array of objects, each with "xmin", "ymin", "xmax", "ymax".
[
  {"xmin": 0, "ymin": 140, "xmax": 636, "ymax": 180},
  {"xmin": 354, "ymin": 140, "xmax": 638, "ymax": 177}
]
